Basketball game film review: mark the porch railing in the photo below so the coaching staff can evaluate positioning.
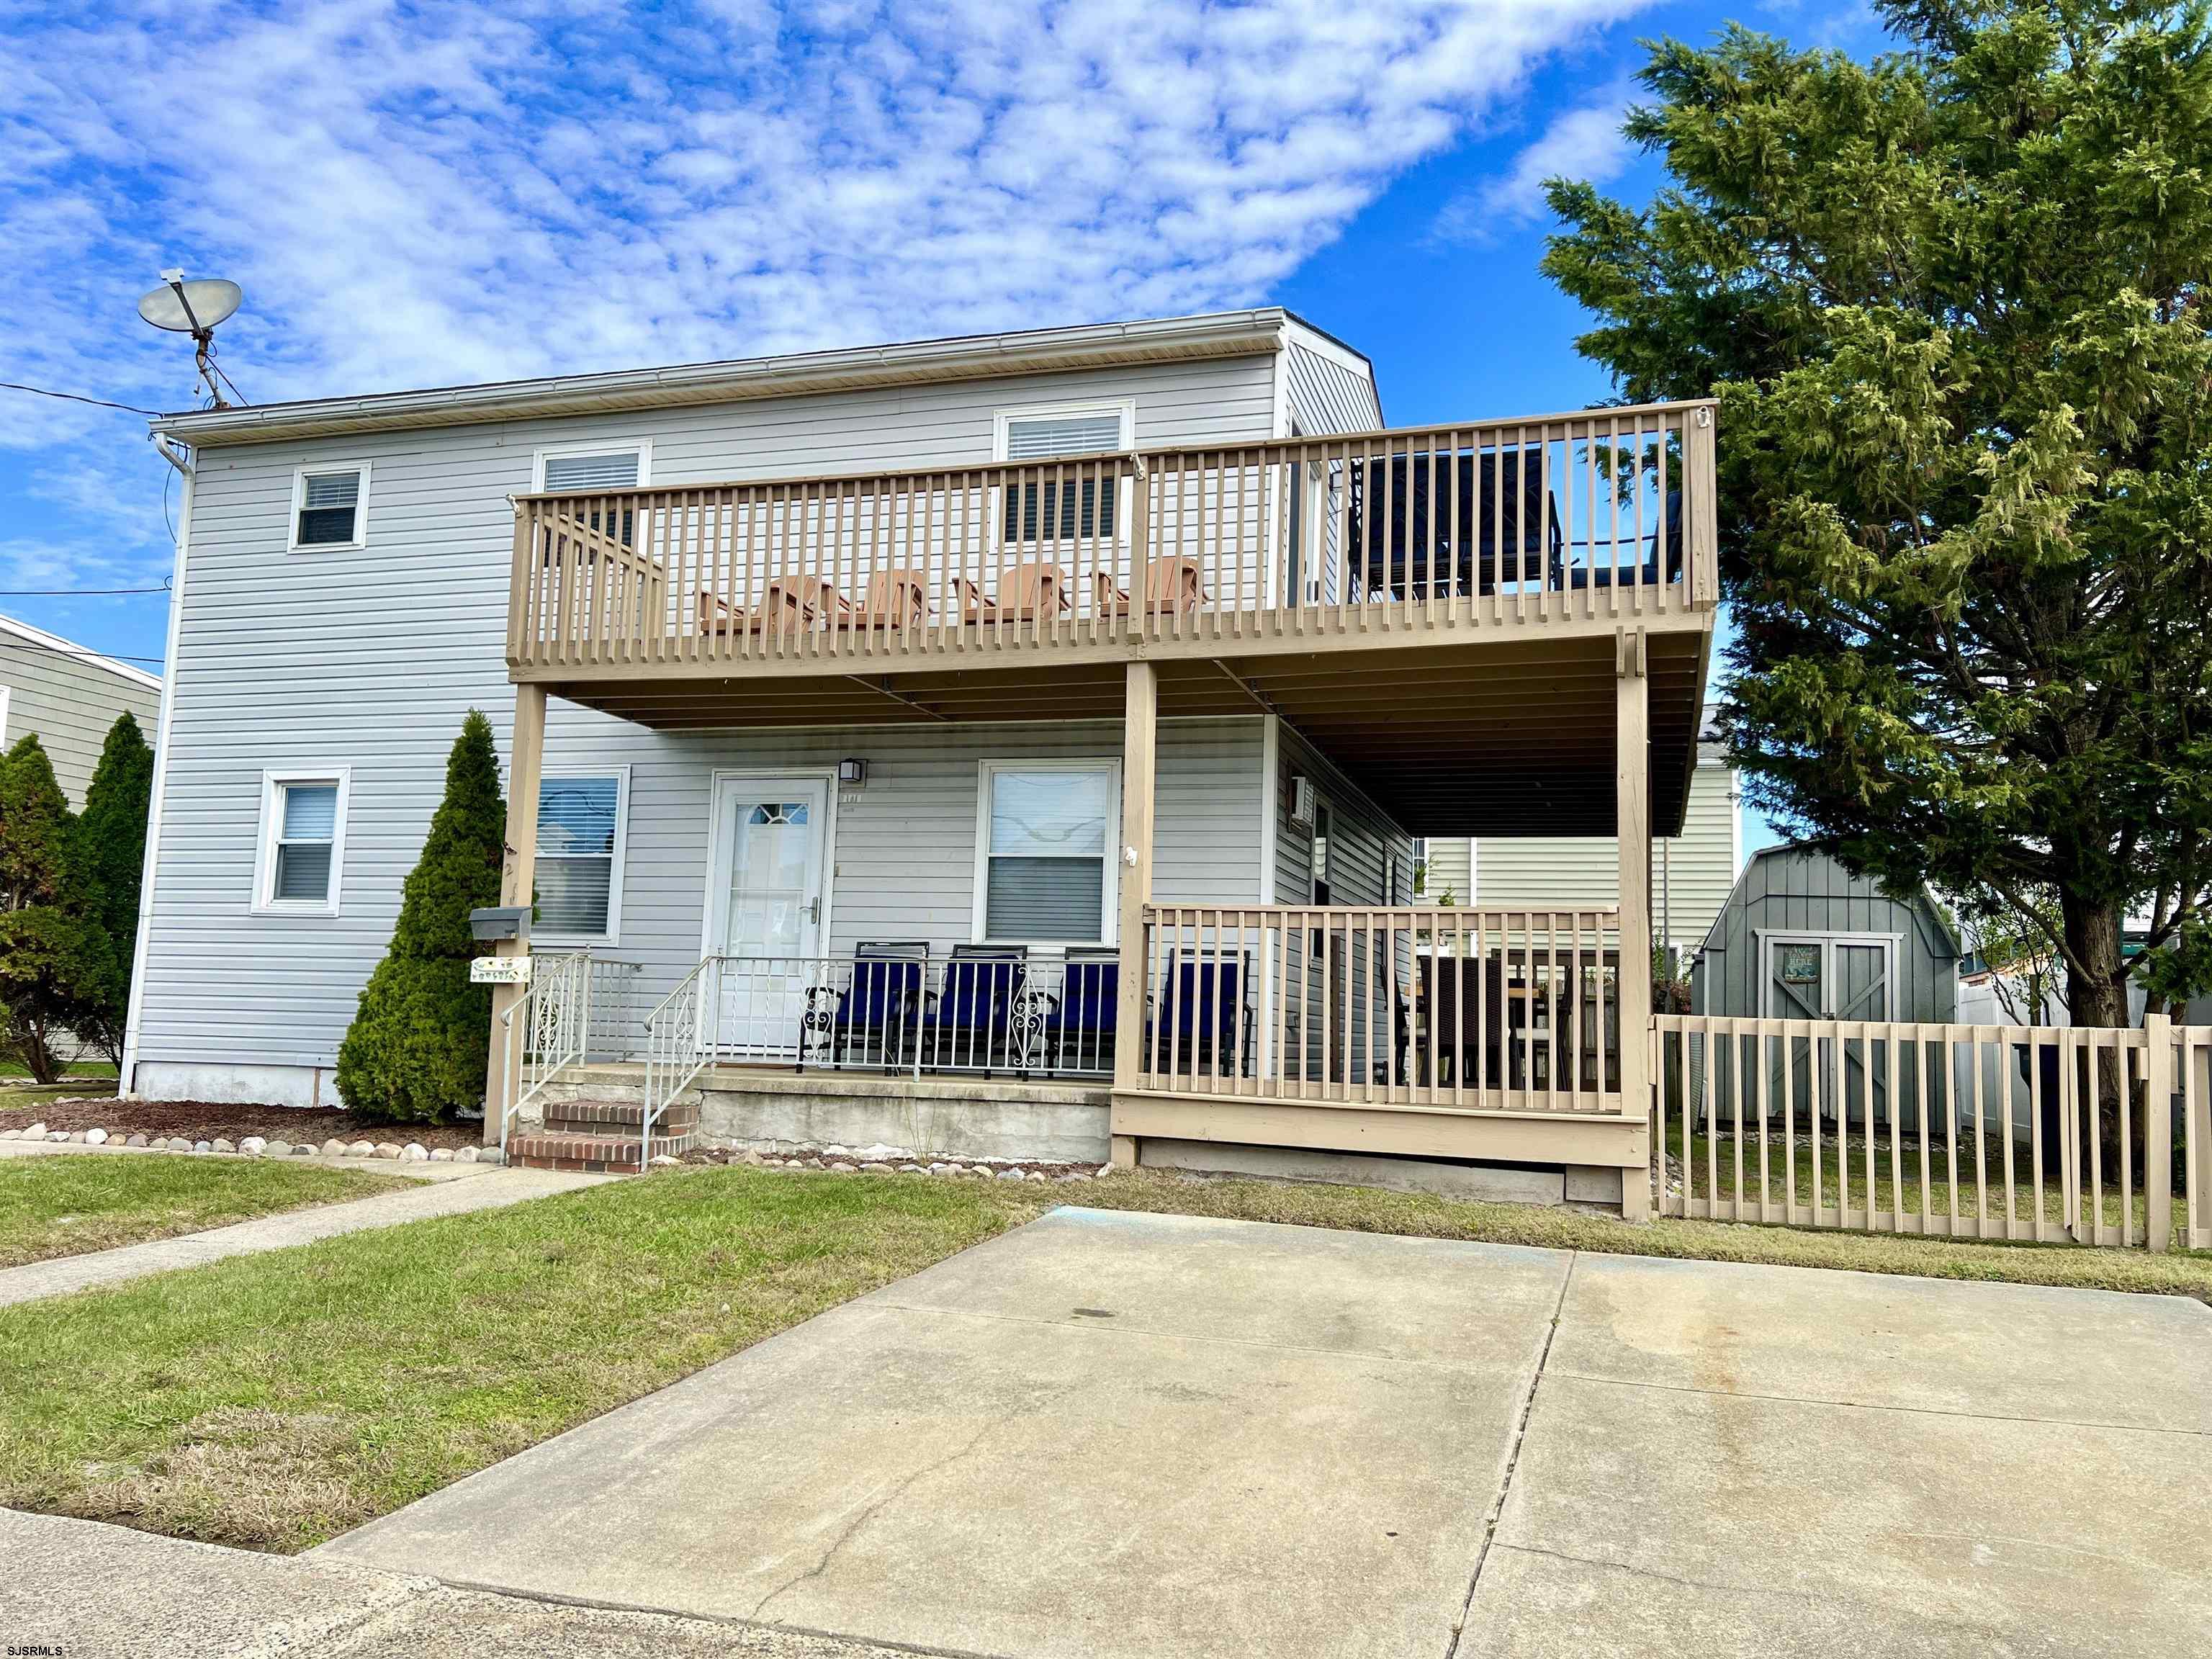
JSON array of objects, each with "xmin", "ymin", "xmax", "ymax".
[
  {"xmin": 492, "ymin": 950, "xmax": 590, "ymax": 1157},
  {"xmin": 652, "ymin": 949, "xmax": 1118, "ymax": 1080},
  {"xmin": 1132, "ymin": 905, "xmax": 1624, "ymax": 1114},
  {"xmin": 1653, "ymin": 1013, "xmax": 2211, "ymax": 1251},
  {"xmin": 508, "ymin": 403, "xmax": 1717, "ymax": 670}
]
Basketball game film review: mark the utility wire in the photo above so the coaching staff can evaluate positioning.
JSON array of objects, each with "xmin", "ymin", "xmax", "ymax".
[
  {"xmin": 0, "ymin": 380, "xmax": 162, "ymax": 417},
  {"xmin": 0, "ymin": 637, "xmax": 165, "ymax": 666},
  {"xmin": 0, "ymin": 584, "xmax": 170, "ymax": 596}
]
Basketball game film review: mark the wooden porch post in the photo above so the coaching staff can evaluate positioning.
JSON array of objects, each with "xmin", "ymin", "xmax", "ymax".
[
  {"xmin": 1110, "ymin": 659, "xmax": 1158, "ymax": 1169},
  {"xmin": 483, "ymin": 680, "xmax": 547, "ymax": 1147},
  {"xmin": 1616, "ymin": 630, "xmax": 1653, "ymax": 1220}
]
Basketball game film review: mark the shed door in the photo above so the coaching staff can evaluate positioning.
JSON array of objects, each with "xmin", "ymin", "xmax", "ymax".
[{"xmin": 1762, "ymin": 935, "xmax": 1897, "ymax": 1127}]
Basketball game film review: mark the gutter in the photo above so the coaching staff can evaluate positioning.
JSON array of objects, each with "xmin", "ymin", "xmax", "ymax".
[
  {"xmin": 120, "ymin": 433, "xmax": 192, "ymax": 1097},
  {"xmin": 150, "ymin": 309, "xmax": 1292, "ymax": 447}
]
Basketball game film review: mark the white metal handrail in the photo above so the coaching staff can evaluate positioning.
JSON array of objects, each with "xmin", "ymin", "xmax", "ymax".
[
  {"xmin": 640, "ymin": 955, "xmax": 717, "ymax": 1169},
  {"xmin": 493, "ymin": 950, "xmax": 593, "ymax": 1158}
]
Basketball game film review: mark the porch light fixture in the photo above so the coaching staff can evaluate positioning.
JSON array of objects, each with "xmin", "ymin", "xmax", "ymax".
[{"xmin": 837, "ymin": 757, "xmax": 868, "ymax": 786}]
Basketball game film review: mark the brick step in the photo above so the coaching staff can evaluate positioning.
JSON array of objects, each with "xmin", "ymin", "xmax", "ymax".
[
  {"xmin": 541, "ymin": 1097, "xmax": 697, "ymax": 1136},
  {"xmin": 507, "ymin": 1129, "xmax": 696, "ymax": 1174}
]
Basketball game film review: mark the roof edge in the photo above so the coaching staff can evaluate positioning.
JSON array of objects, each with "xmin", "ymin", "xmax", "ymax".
[
  {"xmin": 0, "ymin": 611, "xmax": 163, "ymax": 693},
  {"xmin": 152, "ymin": 308, "xmax": 1295, "ymax": 447}
]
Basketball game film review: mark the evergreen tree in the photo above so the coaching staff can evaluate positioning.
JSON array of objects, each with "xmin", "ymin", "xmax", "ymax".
[
  {"xmin": 336, "ymin": 711, "xmax": 507, "ymax": 1123},
  {"xmin": 1541, "ymin": 0, "xmax": 2212, "ymax": 1025},
  {"xmin": 0, "ymin": 735, "xmax": 118, "ymax": 1082},
  {"xmin": 74, "ymin": 711, "xmax": 155, "ymax": 1062}
]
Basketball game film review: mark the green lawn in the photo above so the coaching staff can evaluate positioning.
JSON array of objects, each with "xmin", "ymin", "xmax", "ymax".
[
  {"xmin": 0, "ymin": 1156, "xmax": 409, "ymax": 1269},
  {"xmin": 4, "ymin": 1162, "xmax": 2211, "ymax": 1556}
]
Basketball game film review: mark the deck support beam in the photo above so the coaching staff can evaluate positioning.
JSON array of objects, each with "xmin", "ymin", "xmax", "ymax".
[
  {"xmin": 1616, "ymin": 629, "xmax": 1653, "ymax": 1220},
  {"xmin": 483, "ymin": 680, "xmax": 547, "ymax": 1146},
  {"xmin": 1111, "ymin": 660, "xmax": 1159, "ymax": 1156}
]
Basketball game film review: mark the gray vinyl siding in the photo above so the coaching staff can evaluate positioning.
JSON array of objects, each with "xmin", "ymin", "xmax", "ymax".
[
  {"xmin": 1281, "ymin": 331, "xmax": 1382, "ymax": 435},
  {"xmin": 1423, "ymin": 837, "xmax": 1470, "ymax": 905},
  {"xmin": 0, "ymin": 637, "xmax": 161, "ymax": 806},
  {"xmin": 1466, "ymin": 752, "xmax": 1739, "ymax": 949},
  {"xmin": 136, "ymin": 353, "xmax": 1280, "ymax": 1074},
  {"xmin": 1270, "ymin": 720, "xmax": 1419, "ymax": 1079},
  {"xmin": 1691, "ymin": 845, "xmax": 1960, "ymax": 1022}
]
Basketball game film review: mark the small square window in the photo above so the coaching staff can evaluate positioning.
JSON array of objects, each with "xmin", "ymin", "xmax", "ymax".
[
  {"xmin": 256, "ymin": 770, "xmax": 349, "ymax": 914},
  {"xmin": 290, "ymin": 464, "xmax": 369, "ymax": 550},
  {"xmin": 975, "ymin": 761, "xmax": 1118, "ymax": 944}
]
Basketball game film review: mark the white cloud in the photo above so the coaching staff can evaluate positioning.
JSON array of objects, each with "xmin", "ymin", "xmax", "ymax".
[
  {"xmin": 2, "ymin": 1, "xmax": 1653, "ymax": 408},
  {"xmin": 1435, "ymin": 79, "xmax": 1638, "ymax": 242}
]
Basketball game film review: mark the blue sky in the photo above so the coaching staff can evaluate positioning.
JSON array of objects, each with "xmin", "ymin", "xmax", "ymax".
[{"xmin": 2, "ymin": 0, "xmax": 1887, "ymax": 848}]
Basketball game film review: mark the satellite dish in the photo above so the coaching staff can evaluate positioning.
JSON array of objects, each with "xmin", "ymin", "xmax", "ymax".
[
  {"xmin": 137, "ymin": 277, "xmax": 242, "ymax": 335},
  {"xmin": 136, "ymin": 270, "xmax": 244, "ymax": 408}
]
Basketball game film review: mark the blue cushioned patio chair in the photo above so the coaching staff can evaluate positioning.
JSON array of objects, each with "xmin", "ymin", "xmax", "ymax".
[
  {"xmin": 832, "ymin": 943, "xmax": 931, "ymax": 1071},
  {"xmin": 930, "ymin": 945, "xmax": 1026, "ymax": 1075}
]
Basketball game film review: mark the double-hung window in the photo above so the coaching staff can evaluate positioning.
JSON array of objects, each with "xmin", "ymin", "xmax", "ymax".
[
  {"xmin": 534, "ymin": 769, "xmax": 629, "ymax": 943},
  {"xmin": 289, "ymin": 464, "xmax": 370, "ymax": 550},
  {"xmin": 995, "ymin": 404, "xmax": 1131, "ymax": 544},
  {"xmin": 256, "ymin": 770, "xmax": 349, "ymax": 914},
  {"xmin": 976, "ymin": 760, "xmax": 1119, "ymax": 943}
]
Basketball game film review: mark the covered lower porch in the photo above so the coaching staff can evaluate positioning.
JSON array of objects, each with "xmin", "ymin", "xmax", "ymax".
[{"xmin": 486, "ymin": 628, "xmax": 1691, "ymax": 1213}]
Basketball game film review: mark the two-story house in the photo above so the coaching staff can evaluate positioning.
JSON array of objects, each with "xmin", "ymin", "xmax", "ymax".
[{"xmin": 130, "ymin": 309, "xmax": 1715, "ymax": 1216}]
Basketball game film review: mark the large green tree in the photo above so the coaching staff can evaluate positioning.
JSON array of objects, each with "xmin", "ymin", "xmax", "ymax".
[
  {"xmin": 0, "ymin": 736, "xmax": 118, "ymax": 1082},
  {"xmin": 1543, "ymin": 0, "xmax": 2212, "ymax": 1025},
  {"xmin": 336, "ymin": 711, "xmax": 507, "ymax": 1123},
  {"xmin": 74, "ymin": 711, "xmax": 155, "ymax": 1063}
]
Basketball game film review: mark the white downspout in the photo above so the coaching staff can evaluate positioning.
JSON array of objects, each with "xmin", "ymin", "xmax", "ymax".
[{"xmin": 120, "ymin": 432, "xmax": 192, "ymax": 1098}]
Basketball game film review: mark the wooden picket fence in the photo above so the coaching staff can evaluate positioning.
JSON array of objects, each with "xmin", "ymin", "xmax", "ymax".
[{"xmin": 1652, "ymin": 1014, "xmax": 2212, "ymax": 1252}]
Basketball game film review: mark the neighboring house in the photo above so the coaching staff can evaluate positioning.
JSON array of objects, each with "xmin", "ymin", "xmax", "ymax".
[
  {"xmin": 0, "ymin": 613, "xmax": 161, "ymax": 806},
  {"xmin": 1691, "ymin": 843, "xmax": 1960, "ymax": 1023},
  {"xmin": 1424, "ymin": 709, "xmax": 1740, "ymax": 963},
  {"xmin": 133, "ymin": 308, "xmax": 1719, "ymax": 1211}
]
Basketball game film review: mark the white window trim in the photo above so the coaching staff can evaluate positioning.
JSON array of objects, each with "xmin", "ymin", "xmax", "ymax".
[
  {"xmin": 971, "ymin": 757, "xmax": 1122, "ymax": 946},
  {"xmin": 531, "ymin": 438, "xmax": 654, "ymax": 492},
  {"xmin": 251, "ymin": 767, "xmax": 351, "ymax": 917},
  {"xmin": 287, "ymin": 461, "xmax": 372, "ymax": 553},
  {"xmin": 532, "ymin": 764, "xmax": 631, "ymax": 947},
  {"xmin": 992, "ymin": 400, "xmax": 1136, "ymax": 461}
]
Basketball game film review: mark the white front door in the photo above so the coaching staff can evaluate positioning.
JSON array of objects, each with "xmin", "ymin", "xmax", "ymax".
[{"xmin": 706, "ymin": 775, "xmax": 831, "ymax": 1057}]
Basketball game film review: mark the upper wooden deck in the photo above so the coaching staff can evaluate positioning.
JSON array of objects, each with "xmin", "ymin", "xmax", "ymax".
[{"xmin": 505, "ymin": 400, "xmax": 1718, "ymax": 687}]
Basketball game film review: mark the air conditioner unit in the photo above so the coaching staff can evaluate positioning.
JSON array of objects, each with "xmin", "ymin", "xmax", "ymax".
[{"xmin": 1287, "ymin": 775, "xmax": 1316, "ymax": 830}]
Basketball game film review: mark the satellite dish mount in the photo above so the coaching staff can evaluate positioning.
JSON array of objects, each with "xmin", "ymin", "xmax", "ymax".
[{"xmin": 137, "ymin": 270, "xmax": 244, "ymax": 408}]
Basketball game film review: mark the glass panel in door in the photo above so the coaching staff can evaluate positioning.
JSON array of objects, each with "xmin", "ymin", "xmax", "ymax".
[{"xmin": 712, "ymin": 781, "xmax": 827, "ymax": 1058}]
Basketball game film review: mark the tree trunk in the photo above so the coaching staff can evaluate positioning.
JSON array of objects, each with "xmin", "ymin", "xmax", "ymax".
[{"xmin": 2059, "ymin": 890, "xmax": 2136, "ymax": 1190}]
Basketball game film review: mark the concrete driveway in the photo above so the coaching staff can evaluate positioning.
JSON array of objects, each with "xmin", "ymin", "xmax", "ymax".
[{"xmin": 320, "ymin": 1208, "xmax": 2212, "ymax": 1658}]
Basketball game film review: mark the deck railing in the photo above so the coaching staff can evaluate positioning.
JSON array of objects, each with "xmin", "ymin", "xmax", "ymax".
[
  {"xmin": 1653, "ymin": 1013, "xmax": 2211, "ymax": 1251},
  {"xmin": 1131, "ymin": 905, "xmax": 1624, "ymax": 1114},
  {"xmin": 508, "ymin": 403, "xmax": 1717, "ymax": 670}
]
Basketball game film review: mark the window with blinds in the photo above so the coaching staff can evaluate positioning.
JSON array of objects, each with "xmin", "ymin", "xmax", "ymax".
[
  {"xmin": 1000, "ymin": 408, "xmax": 1128, "ymax": 544},
  {"xmin": 292, "ymin": 467, "xmax": 366, "ymax": 548},
  {"xmin": 536, "ymin": 773, "xmax": 625, "ymax": 938},
  {"xmin": 540, "ymin": 448, "xmax": 644, "ymax": 491},
  {"xmin": 980, "ymin": 763, "xmax": 1115, "ymax": 941},
  {"xmin": 258, "ymin": 773, "xmax": 346, "ymax": 911}
]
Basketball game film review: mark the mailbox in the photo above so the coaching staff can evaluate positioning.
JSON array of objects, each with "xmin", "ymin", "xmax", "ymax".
[{"xmin": 468, "ymin": 905, "xmax": 531, "ymax": 943}]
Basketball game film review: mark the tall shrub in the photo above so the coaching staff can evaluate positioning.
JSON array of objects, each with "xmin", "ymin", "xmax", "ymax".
[
  {"xmin": 336, "ymin": 711, "xmax": 506, "ymax": 1123},
  {"xmin": 0, "ymin": 735, "xmax": 117, "ymax": 1082},
  {"xmin": 75, "ymin": 711, "xmax": 155, "ymax": 1062}
]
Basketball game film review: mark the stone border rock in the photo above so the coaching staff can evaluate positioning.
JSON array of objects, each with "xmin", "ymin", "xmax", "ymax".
[
  {"xmin": 0, "ymin": 1123, "xmax": 504, "ymax": 1166},
  {"xmin": 683, "ymin": 1143, "xmax": 1105, "ymax": 1182}
]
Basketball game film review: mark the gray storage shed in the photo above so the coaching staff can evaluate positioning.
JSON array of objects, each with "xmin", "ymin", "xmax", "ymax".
[{"xmin": 1691, "ymin": 843, "xmax": 1960, "ymax": 1024}]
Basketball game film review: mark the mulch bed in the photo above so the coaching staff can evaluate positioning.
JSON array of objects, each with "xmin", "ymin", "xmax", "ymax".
[{"xmin": 1, "ymin": 1097, "xmax": 485, "ymax": 1151}]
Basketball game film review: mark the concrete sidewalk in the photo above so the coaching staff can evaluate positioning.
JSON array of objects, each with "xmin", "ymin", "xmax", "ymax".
[
  {"xmin": 0, "ymin": 1163, "xmax": 610, "ymax": 1307},
  {"xmin": 0, "ymin": 1509, "xmax": 911, "ymax": 1658}
]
